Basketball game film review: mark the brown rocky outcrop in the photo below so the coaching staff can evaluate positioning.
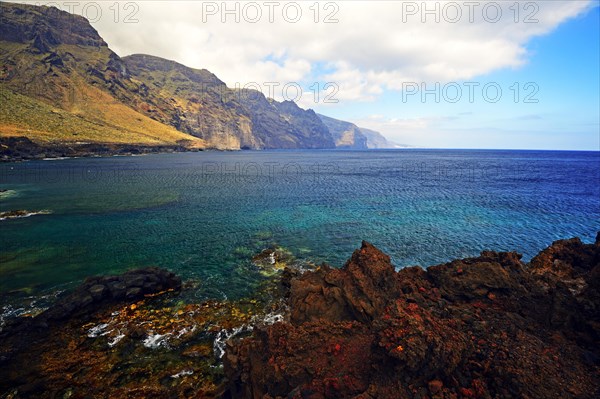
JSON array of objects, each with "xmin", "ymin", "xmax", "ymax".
[
  {"xmin": 225, "ymin": 236, "xmax": 600, "ymax": 399},
  {"xmin": 528, "ymin": 235, "xmax": 600, "ymax": 351},
  {"xmin": 289, "ymin": 241, "xmax": 400, "ymax": 324}
]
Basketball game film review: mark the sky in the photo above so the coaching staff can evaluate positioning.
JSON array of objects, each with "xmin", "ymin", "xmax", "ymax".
[{"xmin": 18, "ymin": 0, "xmax": 600, "ymax": 150}]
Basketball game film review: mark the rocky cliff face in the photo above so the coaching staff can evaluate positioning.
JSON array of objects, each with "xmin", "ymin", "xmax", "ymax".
[
  {"xmin": 121, "ymin": 54, "xmax": 253, "ymax": 150},
  {"xmin": 225, "ymin": 235, "xmax": 600, "ymax": 399},
  {"xmin": 243, "ymin": 97, "xmax": 335, "ymax": 149},
  {"xmin": 316, "ymin": 114, "xmax": 410, "ymax": 149},
  {"xmin": 0, "ymin": 2, "xmax": 107, "ymax": 49},
  {"xmin": 122, "ymin": 54, "xmax": 336, "ymax": 150},
  {"xmin": 0, "ymin": 2, "xmax": 336, "ymax": 151},
  {"xmin": 0, "ymin": 2, "xmax": 204, "ymax": 148},
  {"xmin": 317, "ymin": 114, "xmax": 368, "ymax": 149},
  {"xmin": 123, "ymin": 55, "xmax": 333, "ymax": 149},
  {"xmin": 359, "ymin": 127, "xmax": 401, "ymax": 149},
  {"xmin": 0, "ymin": 3, "xmax": 114, "ymax": 104}
]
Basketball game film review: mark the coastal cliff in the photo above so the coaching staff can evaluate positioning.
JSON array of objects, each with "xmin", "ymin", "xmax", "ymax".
[
  {"xmin": 316, "ymin": 114, "xmax": 411, "ymax": 150},
  {"xmin": 0, "ymin": 2, "xmax": 205, "ymax": 150},
  {"xmin": 317, "ymin": 114, "xmax": 368, "ymax": 149},
  {"xmin": 0, "ymin": 2, "xmax": 341, "ymax": 154}
]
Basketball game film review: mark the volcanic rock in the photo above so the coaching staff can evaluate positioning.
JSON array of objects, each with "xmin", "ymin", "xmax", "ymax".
[{"xmin": 225, "ymin": 235, "xmax": 600, "ymax": 399}]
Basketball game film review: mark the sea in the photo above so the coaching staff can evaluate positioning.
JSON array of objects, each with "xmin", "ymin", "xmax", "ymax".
[{"xmin": 1, "ymin": 149, "xmax": 599, "ymax": 319}]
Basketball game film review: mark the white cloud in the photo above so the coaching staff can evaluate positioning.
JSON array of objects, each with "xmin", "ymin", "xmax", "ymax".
[
  {"xmin": 355, "ymin": 115, "xmax": 432, "ymax": 130},
  {"xmin": 21, "ymin": 0, "xmax": 595, "ymax": 103},
  {"xmin": 348, "ymin": 111, "xmax": 599, "ymax": 150},
  {"xmin": 348, "ymin": 114, "xmax": 449, "ymax": 145}
]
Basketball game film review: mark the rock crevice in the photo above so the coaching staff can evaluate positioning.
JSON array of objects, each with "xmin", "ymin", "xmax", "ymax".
[{"xmin": 225, "ymin": 235, "xmax": 600, "ymax": 399}]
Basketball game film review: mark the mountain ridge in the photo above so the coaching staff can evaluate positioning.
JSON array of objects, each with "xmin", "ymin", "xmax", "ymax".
[
  {"xmin": 0, "ymin": 2, "xmax": 337, "ymax": 152},
  {"xmin": 317, "ymin": 113, "xmax": 368, "ymax": 149},
  {"xmin": 0, "ymin": 2, "xmax": 206, "ymax": 153},
  {"xmin": 359, "ymin": 127, "xmax": 411, "ymax": 149},
  {"xmin": 317, "ymin": 113, "xmax": 409, "ymax": 149},
  {"xmin": 0, "ymin": 2, "xmax": 399, "ymax": 158}
]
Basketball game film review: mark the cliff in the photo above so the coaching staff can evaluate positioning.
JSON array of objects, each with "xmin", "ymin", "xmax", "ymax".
[
  {"xmin": 0, "ymin": 2, "xmax": 336, "ymax": 153},
  {"xmin": 122, "ymin": 54, "xmax": 335, "ymax": 150},
  {"xmin": 0, "ymin": 2, "xmax": 204, "ymax": 149},
  {"xmin": 317, "ymin": 114, "xmax": 368, "ymax": 149},
  {"xmin": 359, "ymin": 127, "xmax": 409, "ymax": 149},
  {"xmin": 316, "ymin": 114, "xmax": 411, "ymax": 149}
]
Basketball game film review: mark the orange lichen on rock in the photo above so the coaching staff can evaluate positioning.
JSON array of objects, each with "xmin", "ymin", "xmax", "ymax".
[
  {"xmin": 2, "ymin": 235, "xmax": 600, "ymax": 398},
  {"xmin": 225, "ymin": 236, "xmax": 600, "ymax": 399}
]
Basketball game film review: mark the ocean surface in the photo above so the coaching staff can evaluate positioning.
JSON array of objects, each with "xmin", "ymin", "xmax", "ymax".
[{"xmin": 1, "ymin": 149, "xmax": 599, "ymax": 317}]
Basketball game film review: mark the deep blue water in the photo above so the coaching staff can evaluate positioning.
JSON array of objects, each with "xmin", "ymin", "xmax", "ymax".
[{"xmin": 1, "ymin": 149, "xmax": 599, "ymax": 311}]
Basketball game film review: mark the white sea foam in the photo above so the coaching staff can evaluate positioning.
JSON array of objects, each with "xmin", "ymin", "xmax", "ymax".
[
  {"xmin": 171, "ymin": 369, "xmax": 194, "ymax": 378},
  {"xmin": 0, "ymin": 304, "xmax": 49, "ymax": 332},
  {"xmin": 0, "ymin": 189, "xmax": 17, "ymax": 200},
  {"xmin": 143, "ymin": 333, "xmax": 171, "ymax": 349},
  {"xmin": 108, "ymin": 332, "xmax": 125, "ymax": 347},
  {"xmin": 0, "ymin": 210, "xmax": 52, "ymax": 221},
  {"xmin": 213, "ymin": 325, "xmax": 253, "ymax": 358},
  {"xmin": 175, "ymin": 325, "xmax": 197, "ymax": 339},
  {"xmin": 259, "ymin": 312, "xmax": 285, "ymax": 325},
  {"xmin": 210, "ymin": 310, "xmax": 286, "ymax": 359},
  {"xmin": 0, "ymin": 305, "xmax": 23, "ymax": 332},
  {"xmin": 87, "ymin": 323, "xmax": 110, "ymax": 338}
]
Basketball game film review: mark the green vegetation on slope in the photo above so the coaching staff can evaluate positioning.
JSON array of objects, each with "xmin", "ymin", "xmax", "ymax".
[
  {"xmin": 0, "ymin": 2, "xmax": 339, "ymax": 151},
  {"xmin": 0, "ymin": 84, "xmax": 204, "ymax": 146}
]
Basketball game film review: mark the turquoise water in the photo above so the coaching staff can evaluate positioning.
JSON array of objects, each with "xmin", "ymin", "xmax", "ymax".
[{"xmin": 1, "ymin": 149, "xmax": 599, "ymax": 307}]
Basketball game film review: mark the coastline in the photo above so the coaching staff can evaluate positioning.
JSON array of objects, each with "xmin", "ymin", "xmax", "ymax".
[
  {"xmin": 1, "ymin": 234, "xmax": 598, "ymax": 398},
  {"xmin": 3, "ymin": 137, "xmax": 598, "ymax": 164},
  {"xmin": 0, "ymin": 136, "xmax": 208, "ymax": 163}
]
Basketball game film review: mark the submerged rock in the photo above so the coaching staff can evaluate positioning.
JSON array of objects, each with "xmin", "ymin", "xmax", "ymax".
[
  {"xmin": 0, "ymin": 267, "xmax": 182, "ymax": 354},
  {"xmin": 1, "ymin": 235, "xmax": 599, "ymax": 398},
  {"xmin": 225, "ymin": 235, "xmax": 600, "ymax": 399},
  {"xmin": 0, "ymin": 266, "xmax": 283, "ymax": 398},
  {"xmin": 252, "ymin": 246, "xmax": 316, "ymax": 276},
  {"xmin": 252, "ymin": 246, "xmax": 293, "ymax": 273},
  {"xmin": 42, "ymin": 267, "xmax": 182, "ymax": 322}
]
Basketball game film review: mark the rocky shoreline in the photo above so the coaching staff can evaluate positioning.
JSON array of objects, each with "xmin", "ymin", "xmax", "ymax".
[
  {"xmin": 225, "ymin": 236, "xmax": 600, "ymax": 398},
  {"xmin": 0, "ymin": 136, "xmax": 204, "ymax": 162},
  {"xmin": 0, "ymin": 209, "xmax": 52, "ymax": 221},
  {"xmin": 1, "ymin": 234, "xmax": 599, "ymax": 398}
]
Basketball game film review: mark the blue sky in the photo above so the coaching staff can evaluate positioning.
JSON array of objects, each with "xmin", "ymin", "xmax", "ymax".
[
  {"xmin": 19, "ymin": 0, "xmax": 600, "ymax": 150},
  {"xmin": 312, "ymin": 3, "xmax": 600, "ymax": 150}
]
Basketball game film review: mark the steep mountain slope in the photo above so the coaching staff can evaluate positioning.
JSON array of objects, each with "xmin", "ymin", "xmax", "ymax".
[
  {"xmin": 123, "ymin": 54, "xmax": 335, "ymax": 150},
  {"xmin": 359, "ymin": 127, "xmax": 407, "ymax": 149},
  {"xmin": 235, "ymin": 93, "xmax": 334, "ymax": 149},
  {"xmin": 316, "ymin": 114, "xmax": 413, "ymax": 149},
  {"xmin": 0, "ymin": 2, "xmax": 336, "ymax": 152},
  {"xmin": 316, "ymin": 113, "xmax": 412, "ymax": 149},
  {"xmin": 317, "ymin": 113, "xmax": 368, "ymax": 149},
  {"xmin": 0, "ymin": 2, "xmax": 204, "ymax": 148},
  {"xmin": 121, "ymin": 54, "xmax": 253, "ymax": 150}
]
